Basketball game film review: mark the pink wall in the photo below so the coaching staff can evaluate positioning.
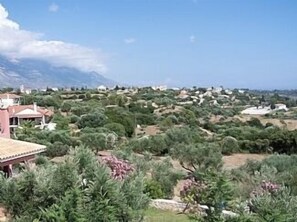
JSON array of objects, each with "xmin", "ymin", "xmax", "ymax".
[{"xmin": 0, "ymin": 109, "xmax": 10, "ymax": 138}]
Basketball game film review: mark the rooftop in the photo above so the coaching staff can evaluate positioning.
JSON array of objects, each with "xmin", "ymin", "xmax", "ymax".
[
  {"xmin": 8, "ymin": 105, "xmax": 54, "ymax": 118},
  {"xmin": 0, "ymin": 137, "xmax": 46, "ymax": 163},
  {"xmin": 0, "ymin": 93, "xmax": 21, "ymax": 99}
]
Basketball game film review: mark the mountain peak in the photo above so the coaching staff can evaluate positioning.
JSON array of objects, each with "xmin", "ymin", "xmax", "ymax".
[{"xmin": 0, "ymin": 56, "xmax": 115, "ymax": 88}]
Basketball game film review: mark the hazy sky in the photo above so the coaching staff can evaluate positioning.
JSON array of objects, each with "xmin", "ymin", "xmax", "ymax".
[{"xmin": 0, "ymin": 0, "xmax": 296, "ymax": 89}]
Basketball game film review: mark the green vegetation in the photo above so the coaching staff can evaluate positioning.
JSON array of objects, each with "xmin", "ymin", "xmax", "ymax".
[
  {"xmin": 145, "ymin": 208, "xmax": 192, "ymax": 222},
  {"xmin": 2, "ymin": 86, "xmax": 297, "ymax": 221}
]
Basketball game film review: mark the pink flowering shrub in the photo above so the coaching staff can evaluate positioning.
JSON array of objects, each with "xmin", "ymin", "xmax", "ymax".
[
  {"xmin": 102, "ymin": 155, "xmax": 134, "ymax": 180},
  {"xmin": 248, "ymin": 180, "xmax": 281, "ymax": 213},
  {"xmin": 179, "ymin": 172, "xmax": 233, "ymax": 220},
  {"xmin": 180, "ymin": 178, "xmax": 207, "ymax": 203},
  {"xmin": 180, "ymin": 178, "xmax": 197, "ymax": 197},
  {"xmin": 250, "ymin": 180, "xmax": 280, "ymax": 198},
  {"xmin": 261, "ymin": 181, "xmax": 280, "ymax": 193}
]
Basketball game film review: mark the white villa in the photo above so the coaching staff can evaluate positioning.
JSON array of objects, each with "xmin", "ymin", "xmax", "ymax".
[
  {"xmin": 241, "ymin": 103, "xmax": 288, "ymax": 115},
  {"xmin": 0, "ymin": 94, "xmax": 20, "ymax": 108}
]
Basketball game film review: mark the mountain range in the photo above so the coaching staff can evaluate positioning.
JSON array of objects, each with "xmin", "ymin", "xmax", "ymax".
[{"xmin": 0, "ymin": 56, "xmax": 115, "ymax": 88}]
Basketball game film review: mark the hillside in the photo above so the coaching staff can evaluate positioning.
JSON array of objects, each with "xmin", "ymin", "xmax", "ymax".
[
  {"xmin": 0, "ymin": 56, "xmax": 115, "ymax": 88},
  {"xmin": 1, "ymin": 87, "xmax": 297, "ymax": 221}
]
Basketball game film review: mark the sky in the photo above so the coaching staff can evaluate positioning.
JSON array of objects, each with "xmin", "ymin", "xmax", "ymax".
[{"xmin": 0, "ymin": 0, "xmax": 296, "ymax": 89}]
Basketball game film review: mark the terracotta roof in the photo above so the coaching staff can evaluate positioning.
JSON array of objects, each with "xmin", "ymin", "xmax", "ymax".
[
  {"xmin": 0, "ymin": 94, "xmax": 21, "ymax": 99},
  {"xmin": 8, "ymin": 105, "xmax": 54, "ymax": 118},
  {"xmin": 0, "ymin": 137, "xmax": 46, "ymax": 162}
]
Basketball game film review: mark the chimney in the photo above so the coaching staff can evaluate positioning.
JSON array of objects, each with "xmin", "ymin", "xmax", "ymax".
[{"xmin": 33, "ymin": 102, "xmax": 37, "ymax": 112}]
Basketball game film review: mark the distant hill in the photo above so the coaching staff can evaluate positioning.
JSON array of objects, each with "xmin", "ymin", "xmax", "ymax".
[{"xmin": 0, "ymin": 56, "xmax": 115, "ymax": 88}]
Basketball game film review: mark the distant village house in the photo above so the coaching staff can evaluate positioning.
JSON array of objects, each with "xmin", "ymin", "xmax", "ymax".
[{"xmin": 0, "ymin": 94, "xmax": 53, "ymax": 137}]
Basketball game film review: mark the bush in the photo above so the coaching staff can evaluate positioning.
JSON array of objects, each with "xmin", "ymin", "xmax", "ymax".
[
  {"xmin": 69, "ymin": 114, "xmax": 80, "ymax": 123},
  {"xmin": 35, "ymin": 156, "xmax": 49, "ymax": 166},
  {"xmin": 80, "ymin": 133, "xmax": 107, "ymax": 153},
  {"xmin": 61, "ymin": 101, "xmax": 72, "ymax": 113},
  {"xmin": 105, "ymin": 108, "xmax": 135, "ymax": 137},
  {"xmin": 46, "ymin": 141, "xmax": 70, "ymax": 157},
  {"xmin": 71, "ymin": 106, "xmax": 91, "ymax": 116},
  {"xmin": 78, "ymin": 94, "xmax": 85, "ymax": 99},
  {"xmin": 135, "ymin": 113, "xmax": 156, "ymax": 125},
  {"xmin": 151, "ymin": 159, "xmax": 184, "ymax": 198},
  {"xmin": 144, "ymin": 180, "xmax": 165, "ymax": 199},
  {"xmin": 77, "ymin": 112, "xmax": 107, "ymax": 129},
  {"xmin": 240, "ymin": 139, "xmax": 270, "ymax": 153},
  {"xmin": 221, "ymin": 136, "xmax": 239, "ymax": 155},
  {"xmin": 0, "ymin": 146, "xmax": 149, "ymax": 221},
  {"xmin": 248, "ymin": 187, "xmax": 297, "ymax": 221},
  {"xmin": 52, "ymin": 114, "xmax": 69, "ymax": 130},
  {"xmin": 247, "ymin": 117, "xmax": 263, "ymax": 128},
  {"xmin": 104, "ymin": 123, "xmax": 126, "ymax": 137}
]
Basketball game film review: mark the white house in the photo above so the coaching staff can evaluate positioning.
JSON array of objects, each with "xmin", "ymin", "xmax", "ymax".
[
  {"xmin": 241, "ymin": 106, "xmax": 271, "ymax": 115},
  {"xmin": 224, "ymin": 89, "xmax": 233, "ymax": 95},
  {"xmin": 152, "ymin": 85, "xmax": 167, "ymax": 91},
  {"xmin": 0, "ymin": 94, "xmax": 20, "ymax": 108},
  {"xmin": 275, "ymin": 104, "xmax": 288, "ymax": 111},
  {"xmin": 51, "ymin": 87, "xmax": 59, "ymax": 92},
  {"xmin": 97, "ymin": 85, "xmax": 107, "ymax": 91},
  {"xmin": 213, "ymin": 87, "xmax": 223, "ymax": 94},
  {"xmin": 203, "ymin": 91, "xmax": 212, "ymax": 97}
]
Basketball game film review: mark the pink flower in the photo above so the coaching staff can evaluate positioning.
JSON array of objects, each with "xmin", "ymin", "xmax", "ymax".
[{"xmin": 102, "ymin": 156, "xmax": 134, "ymax": 180}]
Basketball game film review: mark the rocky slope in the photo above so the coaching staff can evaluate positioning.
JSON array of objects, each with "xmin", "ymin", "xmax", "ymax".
[{"xmin": 0, "ymin": 56, "xmax": 115, "ymax": 88}]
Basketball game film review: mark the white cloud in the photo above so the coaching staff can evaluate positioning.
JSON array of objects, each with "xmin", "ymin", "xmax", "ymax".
[
  {"xmin": 124, "ymin": 38, "xmax": 136, "ymax": 44},
  {"xmin": 49, "ymin": 3, "xmax": 59, "ymax": 13},
  {"xmin": 0, "ymin": 4, "xmax": 106, "ymax": 73},
  {"xmin": 189, "ymin": 35, "xmax": 196, "ymax": 43}
]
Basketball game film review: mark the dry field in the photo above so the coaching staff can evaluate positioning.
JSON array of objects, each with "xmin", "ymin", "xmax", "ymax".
[
  {"xmin": 223, "ymin": 153, "xmax": 269, "ymax": 170},
  {"xmin": 135, "ymin": 125, "xmax": 161, "ymax": 136},
  {"xmin": 154, "ymin": 105, "xmax": 183, "ymax": 116},
  {"xmin": 210, "ymin": 114, "xmax": 297, "ymax": 131}
]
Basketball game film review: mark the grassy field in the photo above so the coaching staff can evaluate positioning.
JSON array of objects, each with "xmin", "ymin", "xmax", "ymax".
[{"xmin": 144, "ymin": 208, "xmax": 191, "ymax": 222}]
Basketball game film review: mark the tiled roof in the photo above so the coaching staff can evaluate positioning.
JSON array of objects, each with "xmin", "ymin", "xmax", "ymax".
[
  {"xmin": 8, "ymin": 105, "xmax": 54, "ymax": 118},
  {"xmin": 0, "ymin": 137, "xmax": 46, "ymax": 162},
  {"xmin": 0, "ymin": 94, "xmax": 21, "ymax": 99}
]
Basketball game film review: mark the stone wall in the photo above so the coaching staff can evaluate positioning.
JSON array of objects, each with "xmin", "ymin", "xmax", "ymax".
[
  {"xmin": 149, "ymin": 199, "xmax": 186, "ymax": 212},
  {"xmin": 149, "ymin": 199, "xmax": 237, "ymax": 217}
]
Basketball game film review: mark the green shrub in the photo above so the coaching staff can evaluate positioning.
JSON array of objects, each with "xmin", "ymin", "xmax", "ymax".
[
  {"xmin": 52, "ymin": 114, "xmax": 70, "ymax": 130},
  {"xmin": 46, "ymin": 141, "xmax": 70, "ymax": 157},
  {"xmin": 35, "ymin": 156, "xmax": 49, "ymax": 166},
  {"xmin": 77, "ymin": 112, "xmax": 107, "ymax": 129},
  {"xmin": 151, "ymin": 159, "xmax": 184, "ymax": 198},
  {"xmin": 104, "ymin": 123, "xmax": 126, "ymax": 137},
  {"xmin": 144, "ymin": 180, "xmax": 165, "ymax": 199},
  {"xmin": 221, "ymin": 136, "xmax": 239, "ymax": 155},
  {"xmin": 247, "ymin": 117, "xmax": 263, "ymax": 128},
  {"xmin": 69, "ymin": 114, "xmax": 80, "ymax": 123}
]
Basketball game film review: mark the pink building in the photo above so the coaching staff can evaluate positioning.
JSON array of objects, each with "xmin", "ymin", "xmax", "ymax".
[
  {"xmin": 0, "ymin": 109, "xmax": 10, "ymax": 138},
  {"xmin": 0, "ymin": 94, "xmax": 53, "ymax": 138},
  {"xmin": 8, "ymin": 103, "xmax": 53, "ymax": 131},
  {"xmin": 0, "ymin": 94, "xmax": 49, "ymax": 177}
]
